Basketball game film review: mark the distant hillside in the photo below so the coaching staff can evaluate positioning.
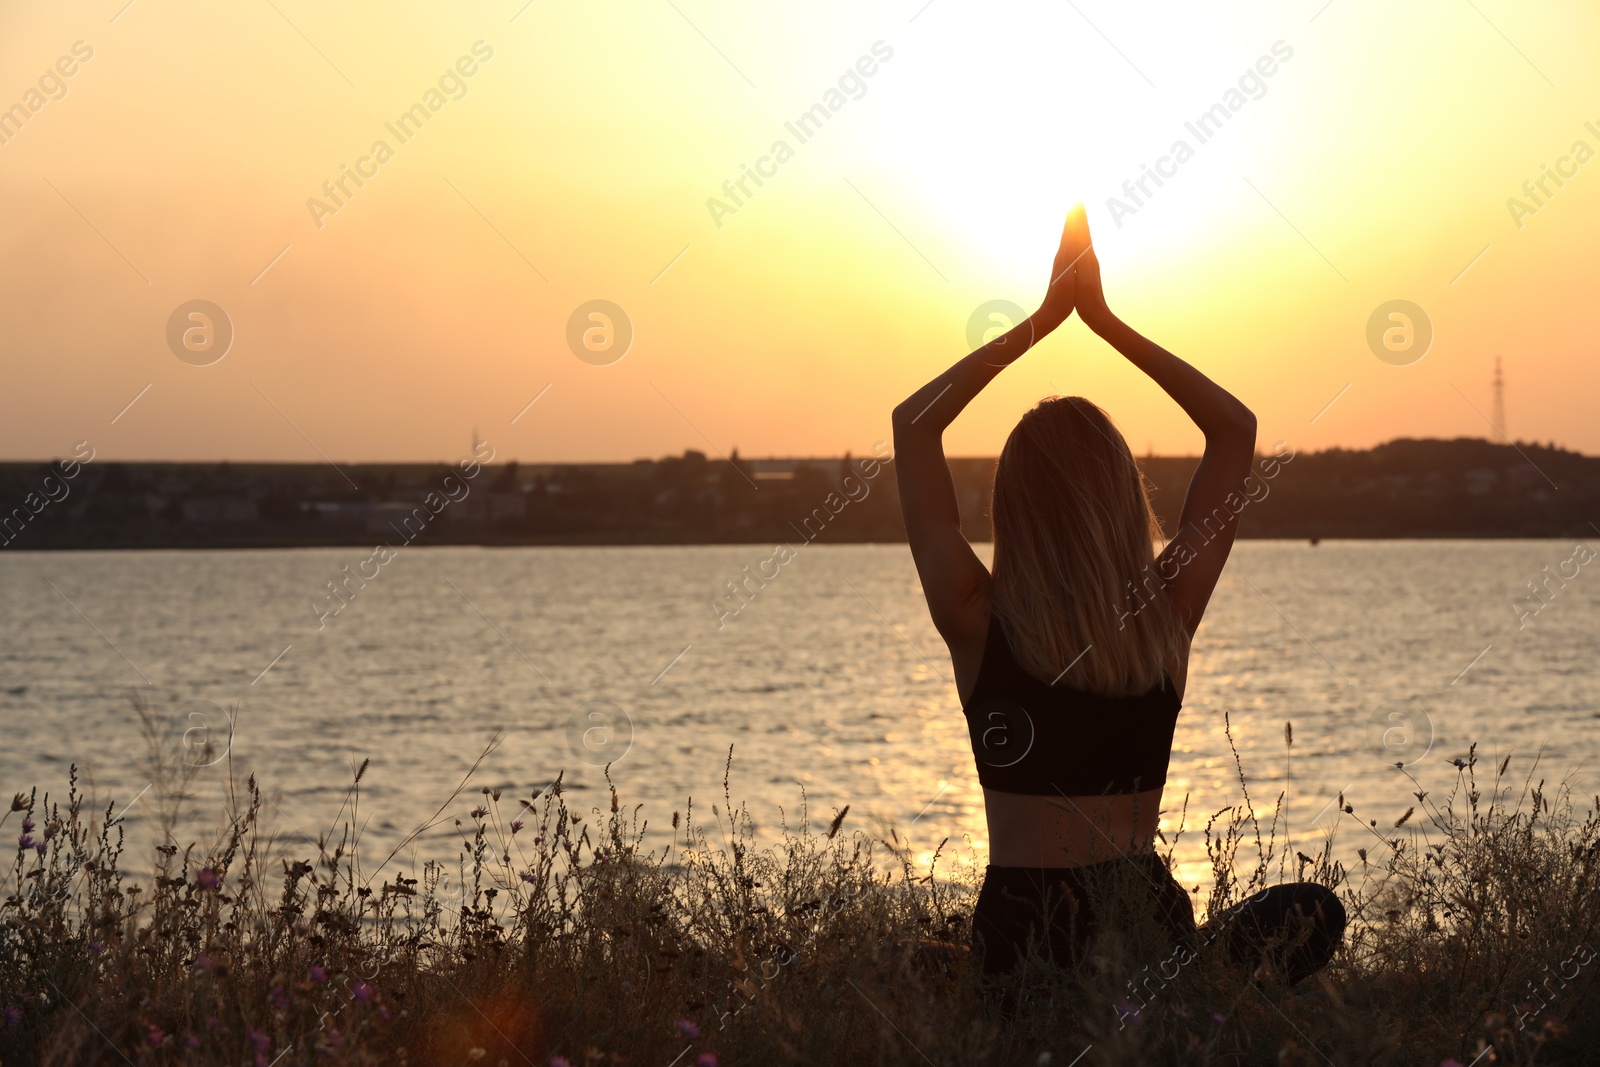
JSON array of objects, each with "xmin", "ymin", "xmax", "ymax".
[{"xmin": 1, "ymin": 438, "xmax": 1594, "ymax": 550}]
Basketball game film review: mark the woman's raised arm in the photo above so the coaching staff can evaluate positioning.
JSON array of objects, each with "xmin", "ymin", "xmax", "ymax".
[{"xmin": 892, "ymin": 210, "xmax": 1086, "ymax": 651}]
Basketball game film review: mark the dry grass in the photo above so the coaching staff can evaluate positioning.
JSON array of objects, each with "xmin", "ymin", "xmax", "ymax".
[{"xmin": 4, "ymin": 706, "xmax": 1600, "ymax": 1067}]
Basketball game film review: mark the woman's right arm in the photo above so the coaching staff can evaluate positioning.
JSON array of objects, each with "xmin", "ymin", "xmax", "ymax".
[
  {"xmin": 892, "ymin": 211, "xmax": 1085, "ymax": 652},
  {"xmin": 1073, "ymin": 231, "xmax": 1257, "ymax": 635}
]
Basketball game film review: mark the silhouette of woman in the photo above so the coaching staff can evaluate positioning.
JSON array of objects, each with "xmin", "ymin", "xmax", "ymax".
[{"xmin": 892, "ymin": 206, "xmax": 1343, "ymax": 988}]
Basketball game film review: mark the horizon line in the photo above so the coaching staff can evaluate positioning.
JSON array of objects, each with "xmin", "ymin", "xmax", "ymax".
[{"xmin": 0, "ymin": 434, "xmax": 1584, "ymax": 467}]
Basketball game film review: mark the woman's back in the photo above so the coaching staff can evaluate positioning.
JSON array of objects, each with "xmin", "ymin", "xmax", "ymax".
[{"xmin": 890, "ymin": 204, "xmax": 1342, "ymax": 985}]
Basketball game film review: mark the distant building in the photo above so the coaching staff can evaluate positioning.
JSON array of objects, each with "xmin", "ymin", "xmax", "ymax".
[
  {"xmin": 450, "ymin": 492, "xmax": 526, "ymax": 523},
  {"xmin": 181, "ymin": 498, "xmax": 258, "ymax": 522}
]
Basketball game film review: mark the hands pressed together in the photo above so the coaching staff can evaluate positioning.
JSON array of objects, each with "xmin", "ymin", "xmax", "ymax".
[{"xmin": 1035, "ymin": 203, "xmax": 1113, "ymax": 335}]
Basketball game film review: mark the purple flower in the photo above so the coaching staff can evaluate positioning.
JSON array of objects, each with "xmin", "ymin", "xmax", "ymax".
[
  {"xmin": 20, "ymin": 817, "xmax": 34, "ymax": 833},
  {"xmin": 550, "ymin": 1058, "xmax": 571, "ymax": 1067},
  {"xmin": 520, "ymin": 871, "xmax": 538, "ymax": 885},
  {"xmin": 193, "ymin": 954, "xmax": 211, "ymax": 972},
  {"xmin": 1441, "ymin": 1061, "xmax": 1465, "ymax": 1067},
  {"xmin": 89, "ymin": 940, "xmax": 104, "ymax": 955},
  {"xmin": 677, "ymin": 1019, "xmax": 700, "ymax": 1039},
  {"xmin": 511, "ymin": 819, "xmax": 524, "ymax": 833},
  {"xmin": 247, "ymin": 1028, "xmax": 270, "ymax": 1050},
  {"xmin": 32, "ymin": 841, "xmax": 45, "ymax": 856},
  {"xmin": 145, "ymin": 1027, "xmax": 165, "ymax": 1047},
  {"xmin": 196, "ymin": 868, "xmax": 220, "ymax": 891},
  {"xmin": 1115, "ymin": 999, "xmax": 1141, "ymax": 1022},
  {"xmin": 310, "ymin": 965, "xmax": 328, "ymax": 983},
  {"xmin": 269, "ymin": 987, "xmax": 290, "ymax": 1011},
  {"xmin": 351, "ymin": 982, "xmax": 371, "ymax": 1003},
  {"xmin": 1451, "ymin": 758, "xmax": 1467, "ymax": 769},
  {"xmin": 697, "ymin": 1056, "xmax": 718, "ymax": 1067},
  {"xmin": 17, "ymin": 834, "xmax": 34, "ymax": 850},
  {"xmin": 1212, "ymin": 1012, "xmax": 1226, "ymax": 1024},
  {"xmin": 3, "ymin": 1006, "xmax": 22, "ymax": 1026},
  {"xmin": 185, "ymin": 1035, "xmax": 201, "ymax": 1049}
]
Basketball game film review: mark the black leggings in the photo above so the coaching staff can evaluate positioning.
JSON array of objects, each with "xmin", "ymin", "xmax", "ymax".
[{"xmin": 971, "ymin": 852, "xmax": 1345, "ymax": 986}]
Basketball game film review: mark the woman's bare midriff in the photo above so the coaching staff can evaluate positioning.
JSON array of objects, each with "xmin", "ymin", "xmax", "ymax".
[{"xmin": 983, "ymin": 785, "xmax": 1166, "ymax": 868}]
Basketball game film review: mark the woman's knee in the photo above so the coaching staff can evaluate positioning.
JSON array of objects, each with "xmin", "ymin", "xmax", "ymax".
[{"xmin": 1293, "ymin": 883, "xmax": 1345, "ymax": 939}]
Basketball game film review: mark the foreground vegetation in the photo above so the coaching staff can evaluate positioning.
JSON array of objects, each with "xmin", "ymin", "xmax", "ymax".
[{"xmin": 4, "ymin": 713, "xmax": 1600, "ymax": 1066}]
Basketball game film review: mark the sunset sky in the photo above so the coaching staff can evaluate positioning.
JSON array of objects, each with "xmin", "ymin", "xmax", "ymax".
[{"xmin": 3, "ymin": 0, "xmax": 1597, "ymax": 463}]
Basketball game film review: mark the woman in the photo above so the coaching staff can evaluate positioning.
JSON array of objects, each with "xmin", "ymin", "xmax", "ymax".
[{"xmin": 892, "ymin": 206, "xmax": 1343, "ymax": 987}]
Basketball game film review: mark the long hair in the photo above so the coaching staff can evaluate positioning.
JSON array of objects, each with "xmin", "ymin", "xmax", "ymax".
[{"xmin": 989, "ymin": 396, "xmax": 1187, "ymax": 697}]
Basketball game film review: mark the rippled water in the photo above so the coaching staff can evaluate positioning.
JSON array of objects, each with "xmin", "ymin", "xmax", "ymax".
[{"xmin": 3, "ymin": 541, "xmax": 1596, "ymax": 893}]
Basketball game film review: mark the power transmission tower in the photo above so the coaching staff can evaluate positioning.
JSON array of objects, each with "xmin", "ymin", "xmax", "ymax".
[{"xmin": 1492, "ymin": 357, "xmax": 1506, "ymax": 440}]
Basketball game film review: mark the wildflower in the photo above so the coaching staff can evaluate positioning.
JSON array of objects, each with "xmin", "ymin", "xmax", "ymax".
[
  {"xmin": 1213, "ymin": 1012, "xmax": 1226, "ymax": 1024},
  {"xmin": 310, "ymin": 965, "xmax": 328, "ymax": 983},
  {"xmin": 352, "ymin": 982, "xmax": 371, "ymax": 1003},
  {"xmin": 32, "ymin": 841, "xmax": 45, "ymax": 856},
  {"xmin": 551, "ymin": 1058, "xmax": 571, "ymax": 1067},
  {"xmin": 21, "ymin": 817, "xmax": 34, "ymax": 833},
  {"xmin": 3, "ymin": 1006, "xmax": 21, "ymax": 1026},
  {"xmin": 17, "ymin": 834, "xmax": 34, "ymax": 850},
  {"xmin": 89, "ymin": 940, "xmax": 104, "ymax": 955},
  {"xmin": 520, "ymin": 871, "xmax": 538, "ymax": 885},
  {"xmin": 697, "ymin": 1055, "xmax": 717, "ymax": 1067},
  {"xmin": 248, "ymin": 1028, "xmax": 270, "ymax": 1050},
  {"xmin": 270, "ymin": 987, "xmax": 291, "ymax": 1011},
  {"xmin": 511, "ymin": 819, "xmax": 524, "ymax": 833},
  {"xmin": 146, "ymin": 1027, "xmax": 166, "ymax": 1047},
  {"xmin": 1115, "ymin": 999, "xmax": 1141, "ymax": 1023},
  {"xmin": 193, "ymin": 954, "xmax": 211, "ymax": 972},
  {"xmin": 185, "ymin": 1035, "xmax": 201, "ymax": 1049},
  {"xmin": 9, "ymin": 794, "xmax": 25, "ymax": 812},
  {"xmin": 1451, "ymin": 758, "xmax": 1467, "ymax": 769},
  {"xmin": 677, "ymin": 1019, "xmax": 700, "ymax": 1039},
  {"xmin": 196, "ymin": 868, "xmax": 221, "ymax": 891},
  {"xmin": 1441, "ymin": 1061, "xmax": 1464, "ymax": 1067}
]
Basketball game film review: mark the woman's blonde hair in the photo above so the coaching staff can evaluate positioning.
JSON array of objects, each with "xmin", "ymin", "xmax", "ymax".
[{"xmin": 989, "ymin": 396, "xmax": 1188, "ymax": 697}]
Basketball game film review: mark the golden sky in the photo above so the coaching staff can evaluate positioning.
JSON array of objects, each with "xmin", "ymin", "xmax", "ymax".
[{"xmin": 3, "ymin": 0, "xmax": 1597, "ymax": 463}]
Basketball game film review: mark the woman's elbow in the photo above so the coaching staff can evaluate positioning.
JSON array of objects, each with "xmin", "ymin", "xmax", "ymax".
[
  {"xmin": 1225, "ymin": 399, "xmax": 1257, "ymax": 439},
  {"xmin": 1207, "ymin": 402, "xmax": 1256, "ymax": 451},
  {"xmin": 890, "ymin": 400, "xmax": 924, "ymax": 437}
]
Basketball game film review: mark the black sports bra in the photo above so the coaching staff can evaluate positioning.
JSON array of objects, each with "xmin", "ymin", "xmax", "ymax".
[{"xmin": 962, "ymin": 615, "xmax": 1182, "ymax": 796}]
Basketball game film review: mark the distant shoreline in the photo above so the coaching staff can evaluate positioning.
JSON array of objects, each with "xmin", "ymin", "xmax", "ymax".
[{"xmin": 4, "ymin": 436, "xmax": 1597, "ymax": 549}]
